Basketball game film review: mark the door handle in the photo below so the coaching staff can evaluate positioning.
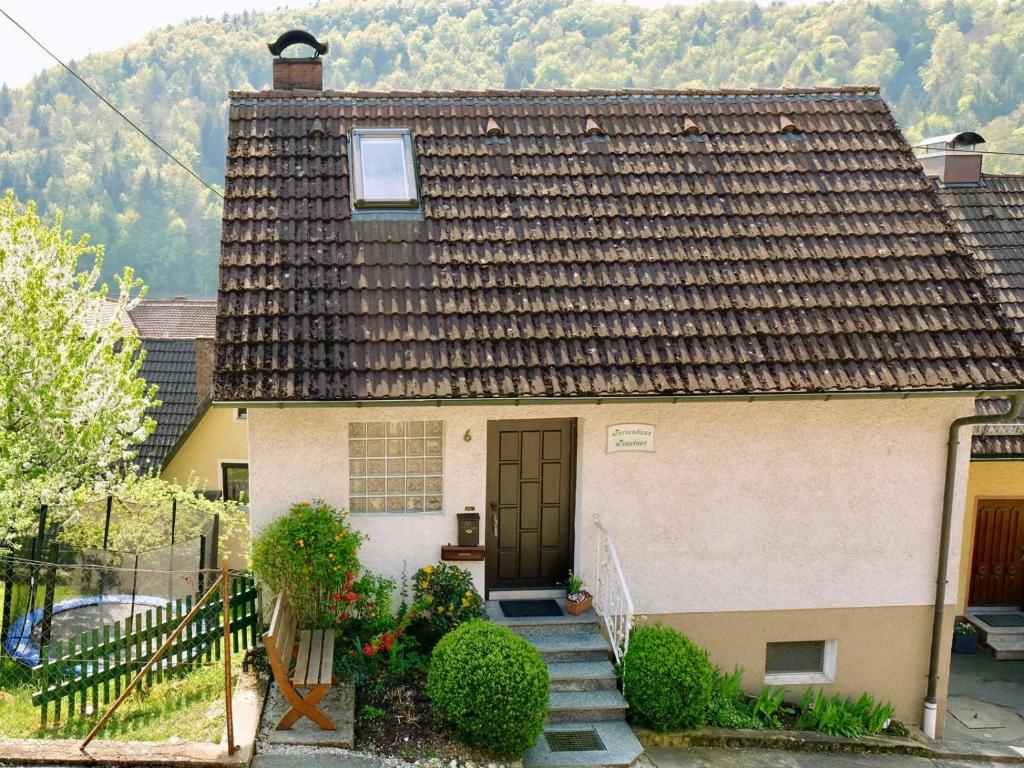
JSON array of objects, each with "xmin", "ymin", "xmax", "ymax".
[{"xmin": 490, "ymin": 502, "xmax": 499, "ymax": 538}]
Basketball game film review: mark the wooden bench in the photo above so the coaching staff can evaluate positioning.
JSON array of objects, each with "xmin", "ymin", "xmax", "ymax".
[{"xmin": 262, "ymin": 591, "xmax": 337, "ymax": 730}]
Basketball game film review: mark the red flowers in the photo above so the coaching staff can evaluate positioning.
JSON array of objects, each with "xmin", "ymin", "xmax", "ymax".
[
  {"xmin": 330, "ymin": 592, "xmax": 343, "ymax": 602},
  {"xmin": 363, "ymin": 643, "xmax": 377, "ymax": 657}
]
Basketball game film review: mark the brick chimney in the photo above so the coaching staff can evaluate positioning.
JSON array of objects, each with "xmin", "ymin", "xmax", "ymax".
[
  {"xmin": 918, "ymin": 131, "xmax": 985, "ymax": 184},
  {"xmin": 194, "ymin": 337, "xmax": 214, "ymax": 405},
  {"xmin": 268, "ymin": 30, "xmax": 328, "ymax": 91}
]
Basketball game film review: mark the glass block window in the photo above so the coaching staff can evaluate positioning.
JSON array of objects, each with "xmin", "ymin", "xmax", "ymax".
[{"xmin": 349, "ymin": 420, "xmax": 444, "ymax": 513}]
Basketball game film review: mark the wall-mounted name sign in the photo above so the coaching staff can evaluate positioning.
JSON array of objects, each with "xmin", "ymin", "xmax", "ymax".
[{"xmin": 607, "ymin": 423, "xmax": 655, "ymax": 453}]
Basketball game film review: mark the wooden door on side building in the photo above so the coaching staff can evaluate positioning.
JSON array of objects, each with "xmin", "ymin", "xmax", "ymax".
[
  {"xmin": 486, "ymin": 419, "xmax": 576, "ymax": 593},
  {"xmin": 970, "ymin": 498, "xmax": 1024, "ymax": 606}
]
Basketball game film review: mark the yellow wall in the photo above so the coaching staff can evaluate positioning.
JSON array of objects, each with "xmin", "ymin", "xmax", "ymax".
[
  {"xmin": 161, "ymin": 406, "xmax": 249, "ymax": 496},
  {"xmin": 957, "ymin": 459, "xmax": 1024, "ymax": 613}
]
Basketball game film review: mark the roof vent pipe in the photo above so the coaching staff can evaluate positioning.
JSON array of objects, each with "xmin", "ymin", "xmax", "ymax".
[
  {"xmin": 917, "ymin": 131, "xmax": 985, "ymax": 184},
  {"xmin": 268, "ymin": 30, "xmax": 328, "ymax": 91}
]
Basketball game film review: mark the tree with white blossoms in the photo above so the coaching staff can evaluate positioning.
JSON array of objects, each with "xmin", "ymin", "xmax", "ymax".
[{"xmin": 0, "ymin": 192, "xmax": 157, "ymax": 544}]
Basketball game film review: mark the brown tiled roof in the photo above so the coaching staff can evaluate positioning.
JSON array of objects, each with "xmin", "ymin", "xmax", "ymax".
[
  {"xmin": 936, "ymin": 175, "xmax": 1024, "ymax": 457},
  {"xmin": 129, "ymin": 299, "xmax": 216, "ymax": 340},
  {"xmin": 215, "ymin": 88, "xmax": 1024, "ymax": 402},
  {"xmin": 136, "ymin": 340, "xmax": 200, "ymax": 468}
]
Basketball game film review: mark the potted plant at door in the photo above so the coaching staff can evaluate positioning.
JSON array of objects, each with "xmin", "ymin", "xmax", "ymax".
[
  {"xmin": 953, "ymin": 619, "xmax": 978, "ymax": 654},
  {"xmin": 564, "ymin": 570, "xmax": 592, "ymax": 615}
]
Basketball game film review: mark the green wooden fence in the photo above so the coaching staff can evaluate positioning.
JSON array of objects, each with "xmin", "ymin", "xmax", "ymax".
[{"xmin": 32, "ymin": 573, "xmax": 258, "ymax": 727}]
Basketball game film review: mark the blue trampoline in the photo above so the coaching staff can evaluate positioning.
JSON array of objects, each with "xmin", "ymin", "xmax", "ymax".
[{"xmin": 3, "ymin": 594, "xmax": 169, "ymax": 669}]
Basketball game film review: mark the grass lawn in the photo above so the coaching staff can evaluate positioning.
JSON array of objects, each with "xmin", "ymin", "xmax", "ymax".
[{"xmin": 0, "ymin": 639, "xmax": 243, "ymax": 742}]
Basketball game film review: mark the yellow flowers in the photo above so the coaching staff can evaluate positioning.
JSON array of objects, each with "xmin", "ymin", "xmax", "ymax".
[
  {"xmin": 334, "ymin": 531, "xmax": 346, "ymax": 541},
  {"xmin": 437, "ymin": 605, "xmax": 445, "ymax": 613},
  {"xmin": 423, "ymin": 565, "xmax": 434, "ymax": 574},
  {"xmin": 461, "ymin": 597, "xmax": 471, "ymax": 608},
  {"xmin": 425, "ymin": 594, "xmax": 434, "ymax": 603},
  {"xmin": 419, "ymin": 580, "xmax": 429, "ymax": 589},
  {"xmin": 328, "ymin": 552, "xmax": 334, "ymax": 560},
  {"xmin": 297, "ymin": 538, "xmax": 305, "ymax": 548}
]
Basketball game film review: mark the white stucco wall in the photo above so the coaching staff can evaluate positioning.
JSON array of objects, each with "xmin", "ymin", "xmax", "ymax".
[{"xmin": 247, "ymin": 396, "xmax": 974, "ymax": 614}]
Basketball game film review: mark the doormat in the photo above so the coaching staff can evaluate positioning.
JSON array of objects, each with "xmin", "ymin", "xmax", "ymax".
[
  {"xmin": 977, "ymin": 613, "xmax": 1024, "ymax": 628},
  {"xmin": 499, "ymin": 599, "xmax": 563, "ymax": 618},
  {"xmin": 544, "ymin": 729, "xmax": 606, "ymax": 752}
]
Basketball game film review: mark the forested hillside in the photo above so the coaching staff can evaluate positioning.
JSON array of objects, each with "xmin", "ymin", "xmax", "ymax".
[{"xmin": 2, "ymin": 0, "xmax": 1023, "ymax": 296}]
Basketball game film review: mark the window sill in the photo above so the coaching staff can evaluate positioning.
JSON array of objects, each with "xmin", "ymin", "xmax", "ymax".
[{"xmin": 764, "ymin": 671, "xmax": 835, "ymax": 686}]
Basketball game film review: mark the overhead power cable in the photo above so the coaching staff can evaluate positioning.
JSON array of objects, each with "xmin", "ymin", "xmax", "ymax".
[
  {"xmin": 912, "ymin": 146, "xmax": 1024, "ymax": 159},
  {"xmin": 0, "ymin": 7, "xmax": 224, "ymax": 199}
]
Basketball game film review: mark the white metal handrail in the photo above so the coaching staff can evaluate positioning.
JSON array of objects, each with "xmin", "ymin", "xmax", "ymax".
[{"xmin": 593, "ymin": 517, "xmax": 634, "ymax": 666}]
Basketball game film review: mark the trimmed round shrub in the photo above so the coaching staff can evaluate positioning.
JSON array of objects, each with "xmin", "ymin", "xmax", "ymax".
[
  {"xmin": 427, "ymin": 620, "xmax": 549, "ymax": 754},
  {"xmin": 623, "ymin": 624, "xmax": 714, "ymax": 732}
]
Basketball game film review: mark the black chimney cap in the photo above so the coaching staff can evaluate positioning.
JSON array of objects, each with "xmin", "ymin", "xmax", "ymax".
[{"xmin": 268, "ymin": 30, "xmax": 328, "ymax": 58}]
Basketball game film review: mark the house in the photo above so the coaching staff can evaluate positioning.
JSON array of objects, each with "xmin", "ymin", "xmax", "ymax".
[
  {"xmin": 922, "ymin": 137, "xmax": 1024, "ymax": 635},
  {"xmin": 126, "ymin": 298, "xmax": 250, "ymax": 501},
  {"xmin": 213, "ymin": 39, "xmax": 1024, "ymax": 735}
]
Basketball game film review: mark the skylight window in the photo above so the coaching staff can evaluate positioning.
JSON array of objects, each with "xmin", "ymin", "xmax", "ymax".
[{"xmin": 351, "ymin": 128, "xmax": 418, "ymax": 209}]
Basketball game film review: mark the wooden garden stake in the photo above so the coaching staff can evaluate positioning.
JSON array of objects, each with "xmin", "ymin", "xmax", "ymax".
[{"xmin": 222, "ymin": 560, "xmax": 235, "ymax": 755}]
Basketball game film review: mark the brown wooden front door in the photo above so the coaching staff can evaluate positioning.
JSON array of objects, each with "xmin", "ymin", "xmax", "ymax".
[
  {"xmin": 486, "ymin": 419, "xmax": 576, "ymax": 592},
  {"xmin": 970, "ymin": 499, "xmax": 1024, "ymax": 607}
]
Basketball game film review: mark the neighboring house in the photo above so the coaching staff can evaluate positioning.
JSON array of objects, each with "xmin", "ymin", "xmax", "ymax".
[
  {"xmin": 922, "ymin": 137, "xmax": 1024, "ymax": 624},
  {"xmin": 127, "ymin": 299, "xmax": 250, "ymax": 502},
  {"xmin": 214, "ymin": 45, "xmax": 1024, "ymax": 734}
]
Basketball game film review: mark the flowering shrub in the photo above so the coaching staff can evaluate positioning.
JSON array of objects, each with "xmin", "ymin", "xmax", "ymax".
[
  {"xmin": 250, "ymin": 500, "xmax": 366, "ymax": 626},
  {"xmin": 408, "ymin": 562, "xmax": 486, "ymax": 649}
]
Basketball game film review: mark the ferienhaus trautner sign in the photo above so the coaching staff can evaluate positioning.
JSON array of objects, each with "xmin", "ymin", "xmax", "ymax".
[{"xmin": 606, "ymin": 424, "xmax": 655, "ymax": 453}]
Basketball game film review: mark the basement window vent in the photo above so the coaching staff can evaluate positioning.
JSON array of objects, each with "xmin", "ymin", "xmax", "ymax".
[{"xmin": 764, "ymin": 640, "xmax": 837, "ymax": 685}]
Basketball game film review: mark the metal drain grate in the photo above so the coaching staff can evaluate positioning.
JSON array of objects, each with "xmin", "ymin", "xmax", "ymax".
[{"xmin": 544, "ymin": 729, "xmax": 606, "ymax": 752}]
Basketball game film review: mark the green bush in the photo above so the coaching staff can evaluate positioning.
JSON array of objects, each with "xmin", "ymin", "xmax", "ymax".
[
  {"xmin": 622, "ymin": 625, "xmax": 714, "ymax": 731},
  {"xmin": 427, "ymin": 620, "xmax": 548, "ymax": 754},
  {"xmin": 795, "ymin": 690, "xmax": 894, "ymax": 738},
  {"xmin": 250, "ymin": 500, "xmax": 366, "ymax": 626},
  {"xmin": 409, "ymin": 562, "xmax": 486, "ymax": 649},
  {"xmin": 707, "ymin": 667, "xmax": 790, "ymax": 730}
]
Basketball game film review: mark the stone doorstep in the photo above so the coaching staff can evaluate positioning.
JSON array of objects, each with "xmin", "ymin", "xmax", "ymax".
[
  {"xmin": 0, "ymin": 667, "xmax": 265, "ymax": 767},
  {"xmin": 523, "ymin": 721, "xmax": 644, "ymax": 768},
  {"xmin": 636, "ymin": 725, "xmax": 1024, "ymax": 764}
]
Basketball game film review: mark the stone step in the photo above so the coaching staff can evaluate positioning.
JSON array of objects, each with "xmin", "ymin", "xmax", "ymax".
[
  {"xmin": 490, "ymin": 587, "xmax": 568, "ymax": 601},
  {"xmin": 486, "ymin": 600, "xmax": 599, "ymax": 628},
  {"xmin": 982, "ymin": 635, "xmax": 1024, "ymax": 660},
  {"xmin": 547, "ymin": 661, "xmax": 619, "ymax": 691},
  {"xmin": 547, "ymin": 690, "xmax": 628, "ymax": 723},
  {"xmin": 517, "ymin": 626, "xmax": 610, "ymax": 663},
  {"xmin": 522, "ymin": 721, "xmax": 643, "ymax": 768}
]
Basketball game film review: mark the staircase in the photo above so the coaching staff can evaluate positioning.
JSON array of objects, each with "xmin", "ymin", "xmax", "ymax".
[
  {"xmin": 966, "ymin": 609, "xmax": 1024, "ymax": 659},
  {"xmin": 487, "ymin": 591, "xmax": 643, "ymax": 768}
]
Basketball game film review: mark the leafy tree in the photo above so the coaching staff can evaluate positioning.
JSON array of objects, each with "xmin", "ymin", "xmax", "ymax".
[{"xmin": 0, "ymin": 192, "xmax": 156, "ymax": 544}]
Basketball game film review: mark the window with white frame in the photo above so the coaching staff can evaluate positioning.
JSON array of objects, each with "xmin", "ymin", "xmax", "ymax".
[
  {"xmin": 350, "ymin": 128, "xmax": 419, "ymax": 209},
  {"xmin": 348, "ymin": 420, "xmax": 443, "ymax": 513},
  {"xmin": 764, "ymin": 640, "xmax": 837, "ymax": 685}
]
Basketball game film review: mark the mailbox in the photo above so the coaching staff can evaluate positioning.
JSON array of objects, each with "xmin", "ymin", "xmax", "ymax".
[{"xmin": 457, "ymin": 512, "xmax": 480, "ymax": 547}]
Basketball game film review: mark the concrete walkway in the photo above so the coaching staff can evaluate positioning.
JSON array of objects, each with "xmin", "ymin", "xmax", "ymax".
[
  {"xmin": 645, "ymin": 746, "xmax": 1017, "ymax": 768},
  {"xmin": 946, "ymin": 651, "xmax": 1024, "ymax": 744}
]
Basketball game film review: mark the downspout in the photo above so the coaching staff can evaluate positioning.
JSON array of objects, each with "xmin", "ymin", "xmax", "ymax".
[{"xmin": 922, "ymin": 393, "xmax": 1024, "ymax": 738}]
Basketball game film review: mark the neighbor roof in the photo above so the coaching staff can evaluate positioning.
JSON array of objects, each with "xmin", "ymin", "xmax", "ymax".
[
  {"xmin": 215, "ymin": 87, "xmax": 1024, "ymax": 402},
  {"xmin": 136, "ymin": 339, "xmax": 200, "ymax": 468},
  {"xmin": 129, "ymin": 299, "xmax": 216, "ymax": 339},
  {"xmin": 936, "ymin": 175, "xmax": 1024, "ymax": 458}
]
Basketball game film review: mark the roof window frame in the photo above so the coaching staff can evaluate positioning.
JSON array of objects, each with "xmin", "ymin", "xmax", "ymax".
[{"xmin": 350, "ymin": 127, "xmax": 419, "ymax": 210}]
